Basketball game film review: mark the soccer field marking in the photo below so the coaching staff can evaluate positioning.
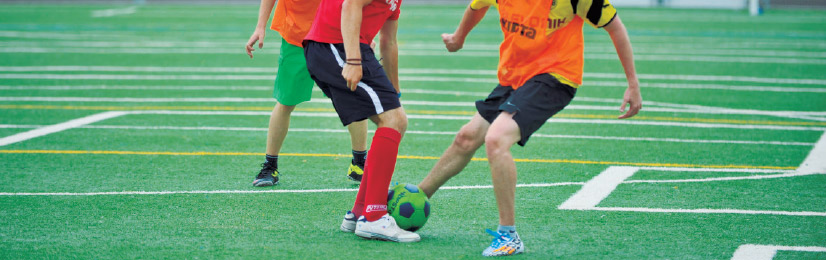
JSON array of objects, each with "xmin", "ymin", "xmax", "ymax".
[
  {"xmin": 6, "ymin": 96, "xmax": 824, "ymax": 120},
  {"xmin": 2, "ymin": 107, "xmax": 822, "ymax": 131},
  {"xmin": 3, "ymin": 66, "xmax": 826, "ymax": 86},
  {"xmin": 0, "ymin": 182, "xmax": 585, "ymax": 197},
  {"xmin": 1, "ymin": 124, "xmax": 813, "ymax": 147},
  {"xmin": 3, "ymin": 82, "xmax": 825, "ymax": 94},
  {"xmin": 624, "ymin": 171, "xmax": 819, "ymax": 184},
  {"xmin": 0, "ymin": 111, "xmax": 129, "ymax": 146},
  {"xmin": 795, "ymin": 131, "xmax": 826, "ymax": 175},
  {"xmin": 0, "ymin": 149, "xmax": 797, "ymax": 170},
  {"xmin": 559, "ymin": 137, "xmax": 826, "ymax": 216},
  {"xmin": 4, "ymin": 42, "xmax": 826, "ymax": 58},
  {"xmin": 731, "ymin": 244, "xmax": 826, "ymax": 260},
  {"xmin": 558, "ymin": 166, "xmax": 639, "ymax": 210},
  {"xmin": 558, "ymin": 167, "xmax": 826, "ymax": 216},
  {"xmin": 90, "ymin": 6, "xmax": 137, "ymax": 18},
  {"xmin": 1, "ymin": 46, "xmax": 825, "ymax": 64}
]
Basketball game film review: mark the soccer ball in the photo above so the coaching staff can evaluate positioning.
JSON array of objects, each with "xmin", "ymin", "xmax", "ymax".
[{"xmin": 386, "ymin": 183, "xmax": 431, "ymax": 232}]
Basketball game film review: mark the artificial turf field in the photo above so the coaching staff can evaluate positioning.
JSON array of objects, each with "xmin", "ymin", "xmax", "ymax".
[{"xmin": 1, "ymin": 2, "xmax": 825, "ymax": 259}]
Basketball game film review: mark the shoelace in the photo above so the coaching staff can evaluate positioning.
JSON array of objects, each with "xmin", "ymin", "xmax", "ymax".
[
  {"xmin": 257, "ymin": 162, "xmax": 277, "ymax": 179},
  {"xmin": 485, "ymin": 229, "xmax": 510, "ymax": 248}
]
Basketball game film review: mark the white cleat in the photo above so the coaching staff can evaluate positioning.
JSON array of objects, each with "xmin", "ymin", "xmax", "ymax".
[
  {"xmin": 354, "ymin": 214, "xmax": 421, "ymax": 243},
  {"xmin": 340, "ymin": 211, "xmax": 357, "ymax": 233}
]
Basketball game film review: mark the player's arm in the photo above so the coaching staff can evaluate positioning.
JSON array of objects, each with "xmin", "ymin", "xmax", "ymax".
[
  {"xmin": 341, "ymin": 0, "xmax": 373, "ymax": 91},
  {"xmin": 603, "ymin": 15, "xmax": 642, "ymax": 119},
  {"xmin": 442, "ymin": 3, "xmax": 490, "ymax": 52},
  {"xmin": 245, "ymin": 0, "xmax": 277, "ymax": 58},
  {"xmin": 379, "ymin": 19, "xmax": 400, "ymax": 94}
]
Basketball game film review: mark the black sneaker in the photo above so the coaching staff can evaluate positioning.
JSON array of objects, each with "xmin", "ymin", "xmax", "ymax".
[{"xmin": 253, "ymin": 162, "xmax": 279, "ymax": 187}]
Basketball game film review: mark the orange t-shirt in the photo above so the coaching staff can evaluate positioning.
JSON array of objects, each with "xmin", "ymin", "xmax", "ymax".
[
  {"xmin": 472, "ymin": 0, "xmax": 618, "ymax": 88},
  {"xmin": 270, "ymin": 0, "xmax": 322, "ymax": 47}
]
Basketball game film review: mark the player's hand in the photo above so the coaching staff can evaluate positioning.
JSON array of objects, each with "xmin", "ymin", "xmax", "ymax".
[
  {"xmin": 342, "ymin": 63, "xmax": 363, "ymax": 91},
  {"xmin": 618, "ymin": 84, "xmax": 642, "ymax": 119},
  {"xmin": 442, "ymin": 33, "xmax": 464, "ymax": 52},
  {"xmin": 245, "ymin": 29, "xmax": 265, "ymax": 59}
]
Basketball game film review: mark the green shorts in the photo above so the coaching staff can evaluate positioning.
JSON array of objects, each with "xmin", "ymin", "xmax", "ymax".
[{"xmin": 273, "ymin": 38, "xmax": 314, "ymax": 106}]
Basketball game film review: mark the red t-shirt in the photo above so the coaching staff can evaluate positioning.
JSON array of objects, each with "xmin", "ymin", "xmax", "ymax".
[{"xmin": 304, "ymin": 0, "xmax": 401, "ymax": 45}]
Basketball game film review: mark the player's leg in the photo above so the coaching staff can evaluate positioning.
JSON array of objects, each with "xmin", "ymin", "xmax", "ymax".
[
  {"xmin": 481, "ymin": 74, "xmax": 576, "ymax": 256},
  {"xmin": 347, "ymin": 119, "xmax": 368, "ymax": 182},
  {"xmin": 305, "ymin": 41, "xmax": 418, "ymax": 242},
  {"xmin": 419, "ymin": 84, "xmax": 512, "ymax": 197},
  {"xmin": 418, "ymin": 113, "xmax": 489, "ymax": 198},
  {"xmin": 253, "ymin": 103, "xmax": 296, "ymax": 187},
  {"xmin": 484, "ymin": 112, "xmax": 521, "ymax": 227},
  {"xmin": 253, "ymin": 39, "xmax": 314, "ymax": 187}
]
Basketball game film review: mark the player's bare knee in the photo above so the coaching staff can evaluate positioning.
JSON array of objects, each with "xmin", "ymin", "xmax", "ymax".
[
  {"xmin": 453, "ymin": 127, "xmax": 484, "ymax": 152},
  {"xmin": 376, "ymin": 108, "xmax": 408, "ymax": 134},
  {"xmin": 484, "ymin": 132, "xmax": 513, "ymax": 154}
]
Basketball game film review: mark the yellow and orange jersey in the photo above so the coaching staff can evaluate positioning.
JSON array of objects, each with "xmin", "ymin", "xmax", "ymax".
[
  {"xmin": 270, "ymin": 0, "xmax": 322, "ymax": 47},
  {"xmin": 471, "ymin": 0, "xmax": 618, "ymax": 88}
]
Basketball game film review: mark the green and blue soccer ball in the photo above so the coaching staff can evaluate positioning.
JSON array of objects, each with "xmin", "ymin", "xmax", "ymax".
[{"xmin": 387, "ymin": 183, "xmax": 431, "ymax": 231}]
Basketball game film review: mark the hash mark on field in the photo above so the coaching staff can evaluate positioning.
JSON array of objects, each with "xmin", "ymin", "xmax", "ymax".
[
  {"xmin": 558, "ymin": 166, "xmax": 638, "ymax": 210},
  {"xmin": 559, "ymin": 166, "xmax": 826, "ymax": 216},
  {"xmin": 0, "ymin": 111, "xmax": 128, "ymax": 146},
  {"xmin": 796, "ymin": 131, "xmax": 826, "ymax": 174},
  {"xmin": 731, "ymin": 244, "xmax": 826, "ymax": 260}
]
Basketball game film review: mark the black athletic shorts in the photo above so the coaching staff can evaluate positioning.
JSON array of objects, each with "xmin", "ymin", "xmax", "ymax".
[
  {"xmin": 304, "ymin": 40, "xmax": 401, "ymax": 126},
  {"xmin": 476, "ymin": 73, "xmax": 577, "ymax": 146}
]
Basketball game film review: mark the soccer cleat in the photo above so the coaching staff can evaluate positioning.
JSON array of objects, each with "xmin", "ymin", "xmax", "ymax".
[
  {"xmin": 354, "ymin": 214, "xmax": 421, "ymax": 243},
  {"xmin": 252, "ymin": 162, "xmax": 279, "ymax": 187},
  {"xmin": 347, "ymin": 161, "xmax": 364, "ymax": 182},
  {"xmin": 340, "ymin": 211, "xmax": 357, "ymax": 233},
  {"xmin": 482, "ymin": 229, "xmax": 525, "ymax": 257}
]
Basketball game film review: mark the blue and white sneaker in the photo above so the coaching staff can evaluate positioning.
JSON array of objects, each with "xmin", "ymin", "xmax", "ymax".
[
  {"xmin": 482, "ymin": 229, "xmax": 524, "ymax": 257},
  {"xmin": 354, "ymin": 214, "xmax": 420, "ymax": 243},
  {"xmin": 340, "ymin": 211, "xmax": 357, "ymax": 233}
]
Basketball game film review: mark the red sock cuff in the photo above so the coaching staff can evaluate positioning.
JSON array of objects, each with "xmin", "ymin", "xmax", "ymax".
[{"xmin": 374, "ymin": 127, "xmax": 401, "ymax": 143}]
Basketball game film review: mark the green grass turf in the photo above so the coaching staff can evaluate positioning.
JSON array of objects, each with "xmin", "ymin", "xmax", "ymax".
[{"xmin": 1, "ymin": 3, "xmax": 825, "ymax": 259}]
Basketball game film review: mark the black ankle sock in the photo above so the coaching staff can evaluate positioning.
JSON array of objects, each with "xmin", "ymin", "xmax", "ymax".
[
  {"xmin": 265, "ymin": 155, "xmax": 278, "ymax": 169},
  {"xmin": 352, "ymin": 150, "xmax": 367, "ymax": 166}
]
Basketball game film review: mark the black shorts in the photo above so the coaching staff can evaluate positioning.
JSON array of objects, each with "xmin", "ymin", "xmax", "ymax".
[
  {"xmin": 304, "ymin": 40, "xmax": 401, "ymax": 126},
  {"xmin": 476, "ymin": 73, "xmax": 577, "ymax": 146}
]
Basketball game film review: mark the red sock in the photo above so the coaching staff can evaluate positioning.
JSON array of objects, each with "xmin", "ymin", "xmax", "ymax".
[
  {"xmin": 351, "ymin": 168, "xmax": 367, "ymax": 218},
  {"xmin": 361, "ymin": 127, "xmax": 402, "ymax": 221}
]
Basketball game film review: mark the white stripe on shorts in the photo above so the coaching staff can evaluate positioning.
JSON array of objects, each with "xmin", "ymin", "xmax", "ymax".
[{"xmin": 328, "ymin": 43, "xmax": 385, "ymax": 115}]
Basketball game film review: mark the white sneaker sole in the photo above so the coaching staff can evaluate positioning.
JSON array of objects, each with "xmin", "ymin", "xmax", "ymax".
[{"xmin": 355, "ymin": 230, "xmax": 420, "ymax": 243}]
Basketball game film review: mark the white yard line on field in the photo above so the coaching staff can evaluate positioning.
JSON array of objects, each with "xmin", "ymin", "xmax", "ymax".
[
  {"xmin": 129, "ymin": 110, "xmax": 826, "ymax": 132},
  {"xmin": 0, "ymin": 182, "xmax": 584, "ymax": 196},
  {"xmin": 558, "ymin": 166, "xmax": 639, "ymax": 210},
  {"xmin": 2, "ymin": 66, "xmax": 826, "ymax": 86},
  {"xmin": 0, "ymin": 124, "xmax": 812, "ymax": 146},
  {"xmin": 731, "ymin": 244, "xmax": 826, "ymax": 260},
  {"xmin": 558, "ymin": 166, "xmax": 826, "ymax": 216},
  {"xmin": 3, "ymin": 82, "xmax": 825, "ymax": 94},
  {"xmin": 1, "ymin": 46, "xmax": 825, "ymax": 64},
  {"xmin": 795, "ymin": 131, "xmax": 826, "ymax": 175},
  {"xmin": 90, "ymin": 6, "xmax": 138, "ymax": 18},
  {"xmin": 6, "ymin": 96, "xmax": 825, "ymax": 120},
  {"xmin": 0, "ymin": 111, "xmax": 129, "ymax": 146},
  {"xmin": 589, "ymin": 207, "xmax": 826, "ymax": 216}
]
